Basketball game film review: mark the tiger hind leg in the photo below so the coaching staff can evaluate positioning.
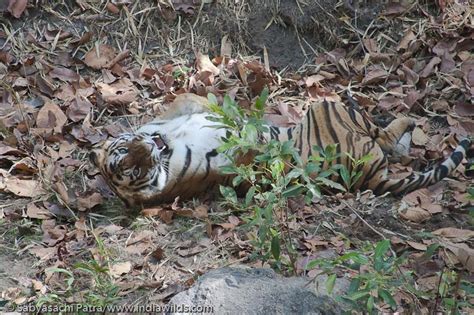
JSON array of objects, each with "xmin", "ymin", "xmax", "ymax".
[{"xmin": 375, "ymin": 117, "xmax": 415, "ymax": 158}]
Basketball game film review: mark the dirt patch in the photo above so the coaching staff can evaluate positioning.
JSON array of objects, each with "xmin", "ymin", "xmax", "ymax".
[
  {"xmin": 0, "ymin": 217, "xmax": 39, "ymax": 295},
  {"xmin": 0, "ymin": 250, "xmax": 37, "ymax": 294},
  {"xmin": 196, "ymin": 0, "xmax": 384, "ymax": 69},
  {"xmin": 1, "ymin": 0, "xmax": 383, "ymax": 70}
]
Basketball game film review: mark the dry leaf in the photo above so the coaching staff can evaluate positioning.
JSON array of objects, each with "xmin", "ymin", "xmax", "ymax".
[
  {"xmin": 42, "ymin": 222, "xmax": 67, "ymax": 246},
  {"xmin": 142, "ymin": 207, "xmax": 174, "ymax": 224},
  {"xmin": 406, "ymin": 241, "xmax": 427, "ymax": 251},
  {"xmin": 305, "ymin": 75, "xmax": 325, "ymax": 86},
  {"xmin": 196, "ymin": 52, "xmax": 220, "ymax": 76},
  {"xmin": 97, "ymin": 78, "xmax": 138, "ymax": 106},
  {"xmin": 150, "ymin": 247, "xmax": 165, "ymax": 261},
  {"xmin": 106, "ymin": 2, "xmax": 120, "ymax": 14},
  {"xmin": 399, "ymin": 206, "xmax": 431, "ymax": 223},
  {"xmin": 220, "ymin": 35, "xmax": 232, "ymax": 57},
  {"xmin": 454, "ymin": 102, "xmax": 474, "ymax": 117},
  {"xmin": 433, "ymin": 228, "xmax": 474, "ymax": 242},
  {"xmin": 193, "ymin": 205, "xmax": 208, "ymax": 218},
  {"xmin": 26, "ymin": 202, "xmax": 51, "ymax": 219},
  {"xmin": 382, "ymin": 2, "xmax": 407, "ymax": 15},
  {"xmin": 77, "ymin": 192, "xmax": 103, "ymax": 211},
  {"xmin": 36, "ymin": 101, "xmax": 68, "ymax": 133},
  {"xmin": 412, "ymin": 127, "xmax": 429, "ymax": 146},
  {"xmin": 35, "ymin": 74, "xmax": 55, "ymax": 97},
  {"xmin": 50, "ymin": 67, "xmax": 80, "ymax": 83},
  {"xmin": 84, "ymin": 44, "xmax": 116, "ymax": 69},
  {"xmin": 177, "ymin": 246, "xmax": 206, "ymax": 257},
  {"xmin": 378, "ymin": 96, "xmax": 405, "ymax": 111},
  {"xmin": 110, "ymin": 261, "xmax": 132, "ymax": 277},
  {"xmin": 8, "ymin": 0, "xmax": 27, "ymax": 18},
  {"xmin": 142, "ymin": 207, "xmax": 162, "ymax": 217},
  {"xmin": 362, "ymin": 69, "xmax": 389, "ymax": 85},
  {"xmin": 66, "ymin": 96, "xmax": 93, "ymax": 122},
  {"xmin": 0, "ymin": 176, "xmax": 45, "ymax": 197},
  {"xmin": 419, "ymin": 57, "xmax": 441, "ymax": 78},
  {"xmin": 174, "ymin": 208, "xmax": 194, "ymax": 217},
  {"xmin": 442, "ymin": 241, "xmax": 474, "ymax": 273},
  {"xmin": 397, "ymin": 30, "xmax": 416, "ymax": 51}
]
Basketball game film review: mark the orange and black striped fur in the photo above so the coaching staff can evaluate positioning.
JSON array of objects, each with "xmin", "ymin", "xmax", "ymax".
[
  {"xmin": 90, "ymin": 93, "xmax": 470, "ymax": 207},
  {"xmin": 266, "ymin": 101, "xmax": 469, "ymax": 195}
]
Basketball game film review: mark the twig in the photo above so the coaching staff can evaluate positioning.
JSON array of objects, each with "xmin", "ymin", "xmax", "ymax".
[
  {"xmin": 432, "ymin": 267, "xmax": 445, "ymax": 314},
  {"xmin": 340, "ymin": 199, "xmax": 385, "ymax": 239},
  {"xmin": 105, "ymin": 49, "xmax": 130, "ymax": 69},
  {"xmin": 451, "ymin": 272, "xmax": 462, "ymax": 314}
]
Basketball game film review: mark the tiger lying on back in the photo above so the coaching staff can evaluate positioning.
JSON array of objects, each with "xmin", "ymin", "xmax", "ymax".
[{"xmin": 90, "ymin": 93, "xmax": 470, "ymax": 207}]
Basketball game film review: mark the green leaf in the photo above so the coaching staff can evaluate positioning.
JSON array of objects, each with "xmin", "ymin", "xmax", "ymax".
[
  {"xmin": 347, "ymin": 278, "xmax": 361, "ymax": 295},
  {"xmin": 270, "ymin": 159, "xmax": 285, "ymax": 179},
  {"xmin": 339, "ymin": 252, "xmax": 369, "ymax": 265},
  {"xmin": 424, "ymin": 243, "xmax": 440, "ymax": 258},
  {"xmin": 306, "ymin": 184, "xmax": 321, "ymax": 199},
  {"xmin": 219, "ymin": 185, "xmax": 237, "ymax": 203},
  {"xmin": 232, "ymin": 175, "xmax": 244, "ymax": 187},
  {"xmin": 326, "ymin": 274, "xmax": 337, "ymax": 294},
  {"xmin": 207, "ymin": 93, "xmax": 218, "ymax": 105},
  {"xmin": 347, "ymin": 290, "xmax": 370, "ymax": 301},
  {"xmin": 286, "ymin": 168, "xmax": 303, "ymax": 179},
  {"xmin": 222, "ymin": 95, "xmax": 238, "ymax": 119},
  {"xmin": 379, "ymin": 289, "xmax": 397, "ymax": 310},
  {"xmin": 374, "ymin": 239, "xmax": 390, "ymax": 260},
  {"xmin": 467, "ymin": 187, "xmax": 474, "ymax": 200},
  {"xmin": 220, "ymin": 165, "xmax": 237, "ymax": 174},
  {"xmin": 305, "ymin": 162, "xmax": 321, "ymax": 175},
  {"xmin": 339, "ymin": 165, "xmax": 350, "ymax": 188},
  {"xmin": 373, "ymin": 241, "xmax": 391, "ymax": 271},
  {"xmin": 271, "ymin": 235, "xmax": 280, "ymax": 260},
  {"xmin": 317, "ymin": 177, "xmax": 346, "ymax": 192},
  {"xmin": 245, "ymin": 186, "xmax": 256, "ymax": 206},
  {"xmin": 243, "ymin": 124, "xmax": 258, "ymax": 142},
  {"xmin": 305, "ymin": 259, "xmax": 324, "ymax": 270},
  {"xmin": 282, "ymin": 184, "xmax": 305, "ymax": 198},
  {"xmin": 367, "ymin": 295, "xmax": 374, "ymax": 313},
  {"xmin": 255, "ymin": 86, "xmax": 269, "ymax": 111},
  {"xmin": 358, "ymin": 153, "xmax": 373, "ymax": 165},
  {"xmin": 350, "ymin": 171, "xmax": 363, "ymax": 188}
]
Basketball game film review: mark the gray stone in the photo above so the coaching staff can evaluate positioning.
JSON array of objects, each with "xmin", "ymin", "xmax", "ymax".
[{"xmin": 167, "ymin": 266, "xmax": 348, "ymax": 314}]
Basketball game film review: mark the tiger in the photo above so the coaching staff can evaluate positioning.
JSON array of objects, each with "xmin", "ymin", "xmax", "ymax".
[{"xmin": 90, "ymin": 93, "xmax": 471, "ymax": 207}]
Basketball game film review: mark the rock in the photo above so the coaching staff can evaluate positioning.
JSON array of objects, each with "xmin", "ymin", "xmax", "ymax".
[{"xmin": 167, "ymin": 266, "xmax": 348, "ymax": 314}]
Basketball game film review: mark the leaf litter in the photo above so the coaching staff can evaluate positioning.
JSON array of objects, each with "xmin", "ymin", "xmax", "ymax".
[{"xmin": 0, "ymin": 0, "xmax": 472, "ymax": 312}]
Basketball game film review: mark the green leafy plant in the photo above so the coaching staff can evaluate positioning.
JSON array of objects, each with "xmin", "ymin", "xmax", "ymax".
[
  {"xmin": 336, "ymin": 152, "xmax": 373, "ymax": 191},
  {"xmin": 35, "ymin": 233, "xmax": 120, "ymax": 309},
  {"xmin": 208, "ymin": 89, "xmax": 371, "ymax": 270},
  {"xmin": 307, "ymin": 240, "xmax": 473, "ymax": 314}
]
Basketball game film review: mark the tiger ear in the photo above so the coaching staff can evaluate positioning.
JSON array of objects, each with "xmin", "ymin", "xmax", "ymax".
[
  {"xmin": 89, "ymin": 149, "xmax": 101, "ymax": 167},
  {"xmin": 89, "ymin": 139, "xmax": 112, "ymax": 167}
]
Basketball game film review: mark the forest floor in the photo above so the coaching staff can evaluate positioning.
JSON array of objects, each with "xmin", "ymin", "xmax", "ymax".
[{"xmin": 0, "ymin": 0, "xmax": 473, "ymax": 313}]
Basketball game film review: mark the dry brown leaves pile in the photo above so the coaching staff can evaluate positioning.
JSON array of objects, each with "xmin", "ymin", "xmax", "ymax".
[{"xmin": 0, "ymin": 0, "xmax": 472, "ymax": 311}]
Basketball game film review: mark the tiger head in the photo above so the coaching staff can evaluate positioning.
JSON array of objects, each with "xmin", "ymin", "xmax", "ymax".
[{"xmin": 90, "ymin": 133, "xmax": 168, "ymax": 206}]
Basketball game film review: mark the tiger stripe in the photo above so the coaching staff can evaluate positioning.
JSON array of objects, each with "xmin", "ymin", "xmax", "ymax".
[{"xmin": 91, "ymin": 94, "xmax": 471, "ymax": 207}]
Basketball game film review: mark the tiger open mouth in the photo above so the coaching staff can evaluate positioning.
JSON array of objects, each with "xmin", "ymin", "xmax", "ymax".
[{"xmin": 152, "ymin": 135, "xmax": 167, "ymax": 151}]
